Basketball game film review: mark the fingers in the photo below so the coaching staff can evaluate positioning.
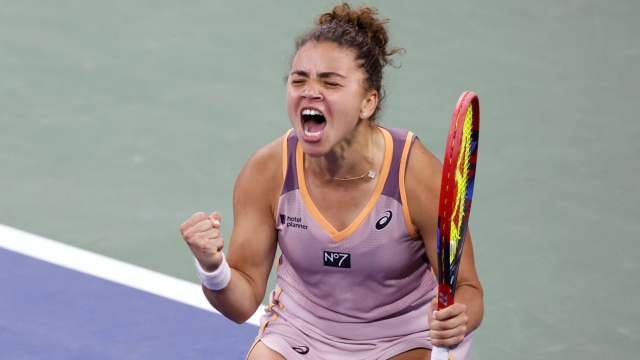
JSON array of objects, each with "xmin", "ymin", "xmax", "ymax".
[
  {"xmin": 181, "ymin": 212, "xmax": 225, "ymax": 262},
  {"xmin": 430, "ymin": 326, "xmax": 466, "ymax": 347},
  {"xmin": 180, "ymin": 212, "xmax": 225, "ymax": 272},
  {"xmin": 180, "ymin": 212, "xmax": 208, "ymax": 235},
  {"xmin": 182, "ymin": 212, "xmax": 221, "ymax": 239},
  {"xmin": 429, "ymin": 298, "xmax": 468, "ymax": 347},
  {"xmin": 209, "ymin": 212, "xmax": 222, "ymax": 227},
  {"xmin": 200, "ymin": 227, "xmax": 224, "ymax": 251},
  {"xmin": 183, "ymin": 220, "xmax": 223, "ymax": 246},
  {"xmin": 433, "ymin": 303, "xmax": 467, "ymax": 323}
]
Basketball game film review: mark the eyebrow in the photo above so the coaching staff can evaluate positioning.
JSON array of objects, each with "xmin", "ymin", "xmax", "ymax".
[{"xmin": 290, "ymin": 70, "xmax": 346, "ymax": 79}]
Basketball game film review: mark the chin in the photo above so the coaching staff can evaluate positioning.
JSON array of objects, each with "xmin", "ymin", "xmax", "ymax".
[{"xmin": 298, "ymin": 139, "xmax": 327, "ymax": 158}]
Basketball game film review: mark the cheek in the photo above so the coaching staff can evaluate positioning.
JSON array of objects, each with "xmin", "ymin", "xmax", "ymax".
[
  {"xmin": 285, "ymin": 90, "xmax": 299, "ymax": 124},
  {"xmin": 327, "ymin": 93, "xmax": 359, "ymax": 119},
  {"xmin": 285, "ymin": 84, "xmax": 300, "ymax": 105}
]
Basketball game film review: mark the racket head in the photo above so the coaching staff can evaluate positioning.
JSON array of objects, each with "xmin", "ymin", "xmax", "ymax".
[{"xmin": 436, "ymin": 91, "xmax": 480, "ymax": 310}]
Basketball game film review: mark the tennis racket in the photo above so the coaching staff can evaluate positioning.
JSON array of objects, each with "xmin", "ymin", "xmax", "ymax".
[{"xmin": 431, "ymin": 92, "xmax": 480, "ymax": 360}]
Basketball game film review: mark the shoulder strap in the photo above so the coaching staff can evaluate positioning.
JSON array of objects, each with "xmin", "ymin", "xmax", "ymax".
[{"xmin": 281, "ymin": 129, "xmax": 299, "ymax": 195}]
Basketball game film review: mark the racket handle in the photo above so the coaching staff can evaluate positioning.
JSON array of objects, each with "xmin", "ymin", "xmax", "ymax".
[
  {"xmin": 437, "ymin": 284, "xmax": 453, "ymax": 309},
  {"xmin": 431, "ymin": 345, "xmax": 450, "ymax": 360}
]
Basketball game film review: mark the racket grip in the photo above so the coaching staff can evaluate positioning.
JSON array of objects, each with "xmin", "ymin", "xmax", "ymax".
[{"xmin": 431, "ymin": 345, "xmax": 450, "ymax": 360}]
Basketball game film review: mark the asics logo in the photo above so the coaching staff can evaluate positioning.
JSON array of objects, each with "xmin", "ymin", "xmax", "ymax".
[
  {"xmin": 375, "ymin": 210, "xmax": 393, "ymax": 230},
  {"xmin": 292, "ymin": 346, "xmax": 309, "ymax": 354}
]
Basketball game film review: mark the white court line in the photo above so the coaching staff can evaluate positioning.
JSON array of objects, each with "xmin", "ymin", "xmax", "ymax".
[{"xmin": 0, "ymin": 223, "xmax": 263, "ymax": 327}]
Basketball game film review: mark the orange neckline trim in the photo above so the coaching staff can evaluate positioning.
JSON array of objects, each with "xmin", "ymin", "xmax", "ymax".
[{"xmin": 296, "ymin": 126, "xmax": 393, "ymax": 242}]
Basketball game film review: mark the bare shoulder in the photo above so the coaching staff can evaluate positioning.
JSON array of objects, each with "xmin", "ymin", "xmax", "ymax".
[
  {"xmin": 234, "ymin": 133, "xmax": 287, "ymax": 215},
  {"xmin": 238, "ymin": 134, "xmax": 285, "ymax": 180},
  {"xmin": 405, "ymin": 139, "xmax": 442, "ymax": 234},
  {"xmin": 405, "ymin": 139, "xmax": 442, "ymax": 203}
]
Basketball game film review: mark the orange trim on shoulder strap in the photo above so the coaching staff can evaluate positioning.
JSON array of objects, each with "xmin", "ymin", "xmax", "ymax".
[
  {"xmin": 399, "ymin": 131, "xmax": 420, "ymax": 238},
  {"xmin": 296, "ymin": 126, "xmax": 394, "ymax": 242},
  {"xmin": 282, "ymin": 129, "xmax": 294, "ymax": 180},
  {"xmin": 275, "ymin": 129, "xmax": 295, "ymax": 224}
]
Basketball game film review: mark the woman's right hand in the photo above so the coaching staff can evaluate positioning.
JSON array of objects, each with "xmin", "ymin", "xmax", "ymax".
[{"xmin": 179, "ymin": 212, "xmax": 224, "ymax": 273}]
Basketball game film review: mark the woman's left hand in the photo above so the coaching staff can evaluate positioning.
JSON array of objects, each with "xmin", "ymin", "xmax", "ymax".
[{"xmin": 428, "ymin": 296, "xmax": 469, "ymax": 348}]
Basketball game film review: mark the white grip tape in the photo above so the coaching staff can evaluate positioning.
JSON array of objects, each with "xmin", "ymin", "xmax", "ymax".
[
  {"xmin": 194, "ymin": 252, "xmax": 231, "ymax": 291},
  {"xmin": 431, "ymin": 345, "xmax": 449, "ymax": 360}
]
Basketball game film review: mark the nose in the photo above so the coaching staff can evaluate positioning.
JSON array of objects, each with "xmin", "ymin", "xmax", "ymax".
[{"xmin": 301, "ymin": 82, "xmax": 323, "ymax": 101}]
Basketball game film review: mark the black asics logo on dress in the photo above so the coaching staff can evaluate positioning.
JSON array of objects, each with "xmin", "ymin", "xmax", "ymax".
[
  {"xmin": 292, "ymin": 346, "xmax": 309, "ymax": 354},
  {"xmin": 375, "ymin": 210, "xmax": 393, "ymax": 230}
]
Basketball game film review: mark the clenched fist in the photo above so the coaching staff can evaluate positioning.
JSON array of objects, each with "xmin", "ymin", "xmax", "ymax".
[
  {"xmin": 428, "ymin": 296, "xmax": 468, "ymax": 347},
  {"xmin": 179, "ymin": 212, "xmax": 224, "ymax": 273}
]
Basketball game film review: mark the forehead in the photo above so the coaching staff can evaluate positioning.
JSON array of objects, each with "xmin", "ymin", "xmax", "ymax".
[{"xmin": 291, "ymin": 42, "xmax": 362, "ymax": 76}]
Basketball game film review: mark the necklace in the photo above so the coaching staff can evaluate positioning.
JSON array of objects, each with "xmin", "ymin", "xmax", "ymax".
[{"xmin": 308, "ymin": 128, "xmax": 376, "ymax": 181}]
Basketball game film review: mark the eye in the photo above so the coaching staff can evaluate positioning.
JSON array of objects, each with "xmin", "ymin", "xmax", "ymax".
[
  {"xmin": 325, "ymin": 81, "xmax": 340, "ymax": 87},
  {"xmin": 291, "ymin": 79, "xmax": 306, "ymax": 85}
]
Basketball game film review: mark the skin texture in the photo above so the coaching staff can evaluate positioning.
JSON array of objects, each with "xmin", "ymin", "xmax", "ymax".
[
  {"xmin": 179, "ymin": 41, "xmax": 483, "ymax": 359},
  {"xmin": 287, "ymin": 42, "xmax": 379, "ymax": 179}
]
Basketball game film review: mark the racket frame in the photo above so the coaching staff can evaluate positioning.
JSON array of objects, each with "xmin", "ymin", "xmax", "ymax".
[{"xmin": 436, "ymin": 91, "xmax": 480, "ymax": 311}]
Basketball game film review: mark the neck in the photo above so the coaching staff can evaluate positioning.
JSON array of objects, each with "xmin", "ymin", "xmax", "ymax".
[{"xmin": 308, "ymin": 121, "xmax": 376, "ymax": 180}]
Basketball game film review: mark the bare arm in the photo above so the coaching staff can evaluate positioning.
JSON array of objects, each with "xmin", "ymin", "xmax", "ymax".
[
  {"xmin": 405, "ymin": 139, "xmax": 484, "ymax": 347},
  {"xmin": 180, "ymin": 136, "xmax": 284, "ymax": 324}
]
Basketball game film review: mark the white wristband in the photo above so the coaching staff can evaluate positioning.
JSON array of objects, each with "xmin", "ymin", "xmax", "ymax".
[{"xmin": 194, "ymin": 253, "xmax": 231, "ymax": 291}]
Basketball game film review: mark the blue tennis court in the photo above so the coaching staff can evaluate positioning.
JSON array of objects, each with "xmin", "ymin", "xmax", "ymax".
[{"xmin": 0, "ymin": 226, "xmax": 259, "ymax": 359}]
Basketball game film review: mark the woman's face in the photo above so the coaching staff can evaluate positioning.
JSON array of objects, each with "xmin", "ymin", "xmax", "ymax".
[{"xmin": 286, "ymin": 42, "xmax": 376, "ymax": 157}]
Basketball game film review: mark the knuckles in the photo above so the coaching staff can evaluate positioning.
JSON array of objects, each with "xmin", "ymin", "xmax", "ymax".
[
  {"xmin": 180, "ymin": 212, "xmax": 206, "ymax": 235},
  {"xmin": 182, "ymin": 228, "xmax": 195, "ymax": 242},
  {"xmin": 438, "ymin": 321, "xmax": 454, "ymax": 331},
  {"xmin": 182, "ymin": 229, "xmax": 205, "ymax": 245},
  {"xmin": 181, "ymin": 228, "xmax": 224, "ymax": 252},
  {"xmin": 211, "ymin": 237, "xmax": 224, "ymax": 250},
  {"xmin": 179, "ymin": 222, "xmax": 189, "ymax": 235}
]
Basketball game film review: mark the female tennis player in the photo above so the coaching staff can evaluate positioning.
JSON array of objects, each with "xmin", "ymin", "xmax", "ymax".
[{"xmin": 180, "ymin": 4, "xmax": 483, "ymax": 359}]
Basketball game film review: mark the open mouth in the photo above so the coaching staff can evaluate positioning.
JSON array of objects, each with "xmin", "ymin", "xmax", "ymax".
[{"xmin": 301, "ymin": 108, "xmax": 327, "ymax": 138}]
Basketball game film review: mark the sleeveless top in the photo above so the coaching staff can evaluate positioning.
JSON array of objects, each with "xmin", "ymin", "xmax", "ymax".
[{"xmin": 271, "ymin": 126, "xmax": 438, "ymax": 341}]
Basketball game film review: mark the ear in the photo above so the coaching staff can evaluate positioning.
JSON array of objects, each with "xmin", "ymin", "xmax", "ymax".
[{"xmin": 359, "ymin": 90, "xmax": 378, "ymax": 120}]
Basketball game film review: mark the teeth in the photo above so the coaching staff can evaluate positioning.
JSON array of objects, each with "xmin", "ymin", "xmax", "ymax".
[
  {"xmin": 304, "ymin": 122, "xmax": 322, "ymax": 137},
  {"xmin": 302, "ymin": 109, "xmax": 323, "ymax": 116}
]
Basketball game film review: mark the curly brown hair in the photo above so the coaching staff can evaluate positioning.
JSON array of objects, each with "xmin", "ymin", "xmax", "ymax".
[{"xmin": 294, "ymin": 3, "xmax": 404, "ymax": 123}]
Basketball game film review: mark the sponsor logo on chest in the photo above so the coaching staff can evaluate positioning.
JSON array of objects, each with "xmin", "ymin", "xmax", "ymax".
[
  {"xmin": 375, "ymin": 210, "xmax": 393, "ymax": 230},
  {"xmin": 280, "ymin": 213, "xmax": 308, "ymax": 230},
  {"xmin": 323, "ymin": 251, "xmax": 351, "ymax": 268}
]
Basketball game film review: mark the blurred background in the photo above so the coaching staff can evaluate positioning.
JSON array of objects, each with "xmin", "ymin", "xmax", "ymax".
[{"xmin": 1, "ymin": 1, "xmax": 638, "ymax": 358}]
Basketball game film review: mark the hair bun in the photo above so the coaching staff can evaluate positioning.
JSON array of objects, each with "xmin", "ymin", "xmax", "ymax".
[{"xmin": 316, "ymin": 4, "xmax": 390, "ymax": 55}]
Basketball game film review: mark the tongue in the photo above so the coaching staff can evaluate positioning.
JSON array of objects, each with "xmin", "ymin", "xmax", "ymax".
[{"xmin": 306, "ymin": 119, "xmax": 327, "ymax": 133}]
